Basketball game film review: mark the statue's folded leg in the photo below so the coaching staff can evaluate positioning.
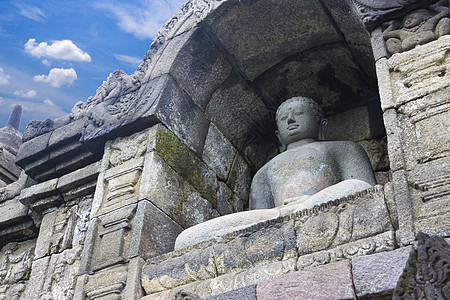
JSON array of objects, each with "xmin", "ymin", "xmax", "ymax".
[
  {"xmin": 286, "ymin": 179, "xmax": 372, "ymax": 215},
  {"xmin": 174, "ymin": 209, "xmax": 280, "ymax": 250}
]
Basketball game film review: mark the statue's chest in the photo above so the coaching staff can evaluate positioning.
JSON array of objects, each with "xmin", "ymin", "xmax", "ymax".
[{"xmin": 267, "ymin": 147, "xmax": 340, "ymax": 200}]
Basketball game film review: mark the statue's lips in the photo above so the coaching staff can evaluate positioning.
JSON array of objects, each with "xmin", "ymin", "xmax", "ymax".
[{"xmin": 287, "ymin": 124, "xmax": 299, "ymax": 130}]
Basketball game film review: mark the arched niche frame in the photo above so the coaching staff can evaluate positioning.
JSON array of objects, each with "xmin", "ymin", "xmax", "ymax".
[{"xmin": 80, "ymin": 0, "xmax": 388, "ymax": 208}]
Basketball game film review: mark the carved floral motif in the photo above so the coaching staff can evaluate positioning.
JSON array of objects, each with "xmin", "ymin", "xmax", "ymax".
[{"xmin": 393, "ymin": 232, "xmax": 450, "ymax": 299}]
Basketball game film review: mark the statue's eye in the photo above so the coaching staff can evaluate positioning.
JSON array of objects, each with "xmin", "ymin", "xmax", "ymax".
[
  {"xmin": 295, "ymin": 111, "xmax": 303, "ymax": 115},
  {"xmin": 281, "ymin": 116, "xmax": 288, "ymax": 120}
]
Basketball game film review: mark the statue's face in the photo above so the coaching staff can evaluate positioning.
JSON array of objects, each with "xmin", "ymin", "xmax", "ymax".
[
  {"xmin": 404, "ymin": 12, "xmax": 422, "ymax": 28},
  {"xmin": 276, "ymin": 100, "xmax": 320, "ymax": 146}
]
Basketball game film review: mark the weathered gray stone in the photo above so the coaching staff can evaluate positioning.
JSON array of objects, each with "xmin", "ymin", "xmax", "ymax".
[
  {"xmin": 393, "ymin": 232, "xmax": 450, "ymax": 300},
  {"xmin": 226, "ymin": 153, "xmax": 251, "ymax": 203},
  {"xmin": 352, "ymin": 0, "xmax": 436, "ymax": 31},
  {"xmin": 382, "ymin": 3, "xmax": 450, "ymax": 56},
  {"xmin": 140, "ymin": 151, "xmax": 215, "ymax": 228},
  {"xmin": 205, "ymin": 71, "xmax": 268, "ymax": 151},
  {"xmin": 213, "ymin": 217, "xmax": 296, "ymax": 275},
  {"xmin": 295, "ymin": 186, "xmax": 392, "ymax": 256},
  {"xmin": 297, "ymin": 231, "xmax": 395, "ymax": 269},
  {"xmin": 18, "ymin": 178, "xmax": 63, "ymax": 212},
  {"xmin": 0, "ymin": 198, "xmax": 28, "ymax": 227},
  {"xmin": 84, "ymin": 265, "xmax": 128, "ymax": 299},
  {"xmin": 326, "ymin": 106, "xmax": 371, "ymax": 142},
  {"xmin": 152, "ymin": 28, "xmax": 232, "ymax": 111},
  {"xmin": 174, "ymin": 209, "xmax": 280, "ymax": 250},
  {"xmin": 204, "ymin": 285, "xmax": 256, "ymax": 300},
  {"xmin": 90, "ymin": 204, "xmax": 136, "ymax": 272},
  {"xmin": 48, "ymin": 117, "xmax": 85, "ymax": 149},
  {"xmin": 0, "ymin": 171, "xmax": 26, "ymax": 203},
  {"xmin": 123, "ymin": 257, "xmax": 145, "ymax": 300},
  {"xmin": 56, "ymin": 161, "xmax": 100, "ymax": 193},
  {"xmin": 15, "ymin": 131, "xmax": 52, "ymax": 166},
  {"xmin": 257, "ymin": 260, "xmax": 356, "ymax": 300},
  {"xmin": 20, "ymin": 255, "xmax": 49, "ymax": 299},
  {"xmin": 202, "ymin": 123, "xmax": 236, "ymax": 182},
  {"xmin": 82, "ymin": 74, "xmax": 210, "ymax": 158},
  {"xmin": 128, "ymin": 200, "xmax": 183, "ymax": 259},
  {"xmin": 152, "ymin": 127, "xmax": 218, "ymax": 206},
  {"xmin": 141, "ymin": 246, "xmax": 216, "ymax": 294},
  {"xmin": 216, "ymin": 181, "xmax": 242, "ymax": 216},
  {"xmin": 352, "ymin": 246, "xmax": 412, "ymax": 299},
  {"xmin": 206, "ymin": 0, "xmax": 341, "ymax": 80}
]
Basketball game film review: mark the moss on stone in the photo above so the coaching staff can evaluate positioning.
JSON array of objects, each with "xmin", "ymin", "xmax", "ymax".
[{"xmin": 155, "ymin": 128, "xmax": 217, "ymax": 207}]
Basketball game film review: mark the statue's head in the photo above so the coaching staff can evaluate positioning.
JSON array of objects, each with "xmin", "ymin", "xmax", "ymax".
[
  {"xmin": 275, "ymin": 96, "xmax": 327, "ymax": 150},
  {"xmin": 403, "ymin": 9, "xmax": 430, "ymax": 28}
]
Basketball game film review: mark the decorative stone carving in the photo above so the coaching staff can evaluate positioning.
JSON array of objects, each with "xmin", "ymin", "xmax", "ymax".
[
  {"xmin": 297, "ymin": 231, "xmax": 395, "ymax": 269},
  {"xmin": 0, "ymin": 240, "xmax": 35, "ymax": 300},
  {"xmin": 150, "ymin": 0, "xmax": 226, "ymax": 53},
  {"xmin": 393, "ymin": 232, "xmax": 450, "ymax": 299},
  {"xmin": 382, "ymin": 1, "xmax": 449, "ymax": 55},
  {"xmin": 352, "ymin": 0, "xmax": 438, "ymax": 31}
]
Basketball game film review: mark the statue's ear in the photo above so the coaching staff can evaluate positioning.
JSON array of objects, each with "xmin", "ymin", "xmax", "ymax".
[
  {"xmin": 318, "ymin": 118, "xmax": 328, "ymax": 141},
  {"xmin": 275, "ymin": 130, "xmax": 287, "ymax": 152}
]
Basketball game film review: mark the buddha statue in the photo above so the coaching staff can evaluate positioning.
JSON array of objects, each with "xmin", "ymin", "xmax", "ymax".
[{"xmin": 174, "ymin": 96, "xmax": 376, "ymax": 250}]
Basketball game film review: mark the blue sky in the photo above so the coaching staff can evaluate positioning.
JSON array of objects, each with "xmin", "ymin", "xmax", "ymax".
[{"xmin": 0, "ymin": 0, "xmax": 185, "ymax": 132}]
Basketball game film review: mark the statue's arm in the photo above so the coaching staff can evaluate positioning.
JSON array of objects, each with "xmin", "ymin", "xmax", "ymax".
[
  {"xmin": 337, "ymin": 142, "xmax": 377, "ymax": 185},
  {"xmin": 249, "ymin": 166, "xmax": 274, "ymax": 210}
]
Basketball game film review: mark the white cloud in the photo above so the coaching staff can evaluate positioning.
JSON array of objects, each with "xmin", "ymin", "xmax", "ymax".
[
  {"xmin": 33, "ymin": 68, "xmax": 78, "ymax": 88},
  {"xmin": 42, "ymin": 59, "xmax": 51, "ymax": 66},
  {"xmin": 43, "ymin": 99, "xmax": 56, "ymax": 106},
  {"xmin": 14, "ymin": 89, "xmax": 37, "ymax": 98},
  {"xmin": 25, "ymin": 39, "xmax": 91, "ymax": 62},
  {"xmin": 94, "ymin": 0, "xmax": 185, "ymax": 39},
  {"xmin": 0, "ymin": 67, "xmax": 11, "ymax": 85},
  {"xmin": 13, "ymin": 2, "xmax": 46, "ymax": 22},
  {"xmin": 113, "ymin": 54, "xmax": 142, "ymax": 66}
]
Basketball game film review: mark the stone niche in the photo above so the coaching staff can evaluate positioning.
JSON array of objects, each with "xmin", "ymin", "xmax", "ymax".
[{"xmin": 1, "ymin": 0, "xmax": 449, "ymax": 299}]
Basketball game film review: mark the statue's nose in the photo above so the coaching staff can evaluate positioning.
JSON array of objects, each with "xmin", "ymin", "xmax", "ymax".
[{"xmin": 287, "ymin": 112, "xmax": 295, "ymax": 124}]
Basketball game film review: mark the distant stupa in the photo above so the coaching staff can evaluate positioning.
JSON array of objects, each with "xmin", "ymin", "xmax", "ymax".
[{"xmin": 0, "ymin": 105, "xmax": 23, "ymax": 186}]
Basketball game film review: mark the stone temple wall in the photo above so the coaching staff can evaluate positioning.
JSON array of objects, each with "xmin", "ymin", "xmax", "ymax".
[{"xmin": 0, "ymin": 0, "xmax": 449, "ymax": 299}]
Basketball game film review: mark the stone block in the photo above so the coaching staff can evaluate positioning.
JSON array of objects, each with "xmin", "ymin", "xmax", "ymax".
[
  {"xmin": 81, "ymin": 74, "xmax": 210, "ymax": 157},
  {"xmin": 295, "ymin": 186, "xmax": 392, "ymax": 256},
  {"xmin": 152, "ymin": 127, "xmax": 218, "ymax": 206},
  {"xmin": 20, "ymin": 256, "xmax": 50, "ymax": 299},
  {"xmin": 123, "ymin": 257, "xmax": 145, "ymax": 300},
  {"xmin": 226, "ymin": 153, "xmax": 251, "ymax": 203},
  {"xmin": 149, "ymin": 75, "xmax": 210, "ymax": 157},
  {"xmin": 90, "ymin": 204, "xmax": 136, "ymax": 272},
  {"xmin": 206, "ymin": 0, "xmax": 341, "ymax": 80},
  {"xmin": 358, "ymin": 137, "xmax": 389, "ymax": 171},
  {"xmin": 15, "ymin": 131, "xmax": 52, "ymax": 167},
  {"xmin": 297, "ymin": 231, "xmax": 395, "ymax": 270},
  {"xmin": 128, "ymin": 200, "xmax": 183, "ymax": 260},
  {"xmin": 0, "ymin": 197, "xmax": 28, "ymax": 227},
  {"xmin": 204, "ymin": 285, "xmax": 256, "ymax": 300},
  {"xmin": 202, "ymin": 123, "xmax": 236, "ymax": 181},
  {"xmin": 56, "ymin": 161, "xmax": 100, "ymax": 193},
  {"xmin": 153, "ymin": 27, "xmax": 232, "ymax": 111},
  {"xmin": 18, "ymin": 178, "xmax": 62, "ymax": 212},
  {"xmin": 326, "ymin": 106, "xmax": 371, "ymax": 141},
  {"xmin": 48, "ymin": 117, "xmax": 84, "ymax": 148},
  {"xmin": 256, "ymin": 260, "xmax": 356, "ymax": 300},
  {"xmin": 352, "ymin": 246, "xmax": 412, "ymax": 299},
  {"xmin": 140, "ymin": 151, "xmax": 215, "ymax": 228},
  {"xmin": 213, "ymin": 218, "xmax": 296, "ymax": 275},
  {"xmin": 205, "ymin": 71, "xmax": 269, "ymax": 151},
  {"xmin": 216, "ymin": 181, "xmax": 242, "ymax": 216},
  {"xmin": 84, "ymin": 265, "xmax": 128, "ymax": 299},
  {"xmin": 141, "ymin": 246, "xmax": 216, "ymax": 294}
]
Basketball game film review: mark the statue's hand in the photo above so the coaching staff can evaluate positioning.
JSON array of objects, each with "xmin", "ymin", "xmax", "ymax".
[{"xmin": 283, "ymin": 195, "xmax": 311, "ymax": 206}]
